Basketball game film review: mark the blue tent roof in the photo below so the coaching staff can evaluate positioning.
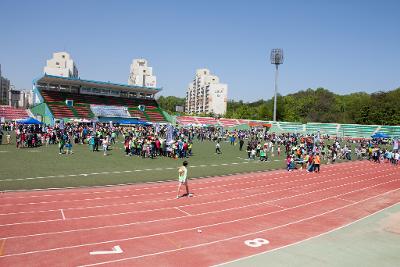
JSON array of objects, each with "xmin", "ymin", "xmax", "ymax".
[
  {"xmin": 371, "ymin": 132, "xmax": 390, "ymax": 138},
  {"xmin": 16, "ymin": 117, "xmax": 43, "ymax": 125}
]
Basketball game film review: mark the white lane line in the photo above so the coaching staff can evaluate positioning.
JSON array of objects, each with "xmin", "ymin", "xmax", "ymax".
[
  {"xmin": 0, "ymin": 167, "xmax": 378, "ymax": 226},
  {"xmin": 0, "ymin": 161, "xmax": 363, "ymax": 198},
  {"xmin": 211, "ymin": 199, "xmax": 400, "ymax": 266},
  {"xmin": 0, "ymin": 163, "xmax": 365, "ymax": 207},
  {"xmin": 60, "ymin": 209, "xmax": 66, "ymax": 220},
  {"xmin": 0, "ymin": 164, "xmax": 387, "ymax": 223},
  {"xmin": 336, "ymin": 197, "xmax": 356, "ymax": 203},
  {"xmin": 1, "ymin": 169, "xmax": 397, "ymax": 239},
  {"xmin": 2, "ymin": 179, "xmax": 399, "ymax": 259},
  {"xmin": 0, "ymin": 164, "xmax": 379, "ymax": 222},
  {"xmin": 265, "ymin": 202, "xmax": 286, "ymax": 209},
  {"xmin": 0, "ymin": 161, "xmax": 257, "ymax": 182},
  {"xmin": 76, "ymin": 187, "xmax": 400, "ymax": 266},
  {"xmin": 175, "ymin": 207, "xmax": 191, "ymax": 216},
  {"xmin": 89, "ymin": 245, "xmax": 123, "ymax": 255}
]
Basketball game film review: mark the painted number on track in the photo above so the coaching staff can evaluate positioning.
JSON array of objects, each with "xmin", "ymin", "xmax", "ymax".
[{"xmin": 244, "ymin": 238, "xmax": 270, "ymax": 248}]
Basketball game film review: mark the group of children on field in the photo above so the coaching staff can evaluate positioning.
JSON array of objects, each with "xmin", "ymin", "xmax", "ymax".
[{"xmin": 287, "ymin": 153, "xmax": 321, "ymax": 172}]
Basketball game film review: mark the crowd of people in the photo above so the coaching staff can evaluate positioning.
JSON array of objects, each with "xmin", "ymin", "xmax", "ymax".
[{"xmin": 1, "ymin": 122, "xmax": 399, "ymax": 168}]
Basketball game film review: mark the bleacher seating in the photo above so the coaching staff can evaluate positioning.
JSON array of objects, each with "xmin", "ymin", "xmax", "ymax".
[
  {"xmin": 177, "ymin": 116, "xmax": 199, "ymax": 125},
  {"xmin": 47, "ymin": 103, "xmax": 75, "ymax": 118},
  {"xmin": 72, "ymin": 105, "xmax": 93, "ymax": 118},
  {"xmin": 175, "ymin": 116, "xmax": 400, "ymax": 138},
  {"xmin": 195, "ymin": 117, "xmax": 218, "ymax": 125},
  {"xmin": 340, "ymin": 124, "xmax": 379, "ymax": 138},
  {"xmin": 39, "ymin": 89, "xmax": 166, "ymax": 122},
  {"xmin": 306, "ymin": 123, "xmax": 339, "ymax": 135},
  {"xmin": 128, "ymin": 108, "xmax": 147, "ymax": 121},
  {"xmin": 279, "ymin": 121, "xmax": 304, "ymax": 132},
  {"xmin": 0, "ymin": 105, "xmax": 29, "ymax": 120},
  {"xmin": 144, "ymin": 106, "xmax": 166, "ymax": 122},
  {"xmin": 218, "ymin": 118, "xmax": 241, "ymax": 127},
  {"xmin": 40, "ymin": 90, "xmax": 158, "ymax": 107},
  {"xmin": 379, "ymin": 126, "xmax": 400, "ymax": 137}
]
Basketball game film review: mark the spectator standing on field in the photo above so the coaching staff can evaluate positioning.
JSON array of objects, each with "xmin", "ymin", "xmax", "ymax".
[
  {"xmin": 177, "ymin": 161, "xmax": 190, "ymax": 198},
  {"xmin": 215, "ymin": 141, "xmax": 222, "ymax": 154},
  {"xmin": 313, "ymin": 153, "xmax": 321, "ymax": 172},
  {"xmin": 102, "ymin": 137, "xmax": 108, "ymax": 156}
]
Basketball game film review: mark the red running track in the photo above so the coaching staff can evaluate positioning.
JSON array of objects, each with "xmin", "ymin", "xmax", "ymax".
[{"xmin": 0, "ymin": 160, "xmax": 399, "ymax": 266}]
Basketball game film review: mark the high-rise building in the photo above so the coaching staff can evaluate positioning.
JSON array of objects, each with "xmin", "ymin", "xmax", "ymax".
[
  {"xmin": 43, "ymin": 52, "xmax": 79, "ymax": 78},
  {"xmin": 128, "ymin": 59, "xmax": 157, "ymax": 88},
  {"xmin": 8, "ymin": 88, "xmax": 32, "ymax": 108},
  {"xmin": 0, "ymin": 64, "xmax": 11, "ymax": 105},
  {"xmin": 185, "ymin": 69, "xmax": 228, "ymax": 116}
]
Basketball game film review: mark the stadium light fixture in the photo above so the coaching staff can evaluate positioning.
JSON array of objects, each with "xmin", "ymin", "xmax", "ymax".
[{"xmin": 270, "ymin": 48, "xmax": 284, "ymax": 122}]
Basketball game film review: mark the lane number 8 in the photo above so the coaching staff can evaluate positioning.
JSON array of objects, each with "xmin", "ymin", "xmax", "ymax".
[{"xmin": 244, "ymin": 238, "xmax": 270, "ymax": 248}]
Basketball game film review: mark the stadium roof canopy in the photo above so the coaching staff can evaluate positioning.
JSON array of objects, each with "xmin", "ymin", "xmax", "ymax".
[{"xmin": 34, "ymin": 74, "xmax": 162, "ymax": 94}]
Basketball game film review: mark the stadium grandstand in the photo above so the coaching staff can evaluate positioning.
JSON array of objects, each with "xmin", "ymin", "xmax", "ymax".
[{"xmin": 30, "ymin": 74, "xmax": 169, "ymax": 125}]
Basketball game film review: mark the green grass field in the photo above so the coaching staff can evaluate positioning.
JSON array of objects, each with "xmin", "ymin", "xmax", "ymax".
[
  {"xmin": 1, "ymin": 133, "xmax": 371, "ymax": 191},
  {"xmin": 0, "ymin": 136, "xmax": 291, "ymax": 191}
]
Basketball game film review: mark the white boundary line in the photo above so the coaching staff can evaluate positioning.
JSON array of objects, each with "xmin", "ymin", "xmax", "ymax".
[
  {"xmin": 77, "ymin": 188, "xmax": 400, "ymax": 266},
  {"xmin": 336, "ymin": 197, "xmax": 356, "ymax": 203},
  {"xmin": 0, "ymin": 160, "xmax": 364, "ymax": 199},
  {"xmin": 0, "ymin": 166, "xmax": 394, "ymax": 231},
  {"xmin": 0, "ymin": 160, "xmax": 266, "ymax": 182},
  {"xmin": 211, "ymin": 202, "xmax": 400, "ymax": 267},
  {"xmin": 60, "ymin": 209, "xmax": 65, "ymax": 220},
  {"xmin": 0, "ymin": 166, "xmax": 393, "ymax": 227},
  {"xmin": 175, "ymin": 207, "xmax": 191, "ymax": 216},
  {"xmin": 0, "ymin": 173, "xmax": 400, "ymax": 246},
  {"xmin": 0, "ymin": 163, "xmax": 366, "ymax": 211},
  {"xmin": 0, "ymin": 160, "xmax": 366, "ymax": 193},
  {"xmin": 0, "ymin": 162, "xmax": 366, "ymax": 207}
]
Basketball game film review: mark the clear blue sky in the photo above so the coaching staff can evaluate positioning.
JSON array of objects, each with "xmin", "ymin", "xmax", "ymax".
[{"xmin": 0, "ymin": 0, "xmax": 399, "ymax": 101}]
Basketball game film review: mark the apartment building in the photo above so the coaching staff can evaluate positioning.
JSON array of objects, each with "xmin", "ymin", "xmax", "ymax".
[
  {"xmin": 185, "ymin": 69, "xmax": 227, "ymax": 116},
  {"xmin": 128, "ymin": 58, "xmax": 157, "ymax": 88},
  {"xmin": 43, "ymin": 52, "xmax": 79, "ymax": 78}
]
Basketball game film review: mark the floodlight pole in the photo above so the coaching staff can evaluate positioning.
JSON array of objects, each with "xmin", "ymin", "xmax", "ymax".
[
  {"xmin": 270, "ymin": 49, "xmax": 284, "ymax": 122},
  {"xmin": 273, "ymin": 64, "xmax": 279, "ymax": 122}
]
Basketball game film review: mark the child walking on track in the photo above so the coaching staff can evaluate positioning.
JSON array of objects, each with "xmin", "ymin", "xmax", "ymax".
[
  {"xmin": 313, "ymin": 153, "xmax": 321, "ymax": 172},
  {"xmin": 177, "ymin": 161, "xmax": 191, "ymax": 198}
]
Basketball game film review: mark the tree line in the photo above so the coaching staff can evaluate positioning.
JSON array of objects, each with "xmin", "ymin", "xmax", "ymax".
[{"xmin": 158, "ymin": 87, "xmax": 400, "ymax": 125}]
